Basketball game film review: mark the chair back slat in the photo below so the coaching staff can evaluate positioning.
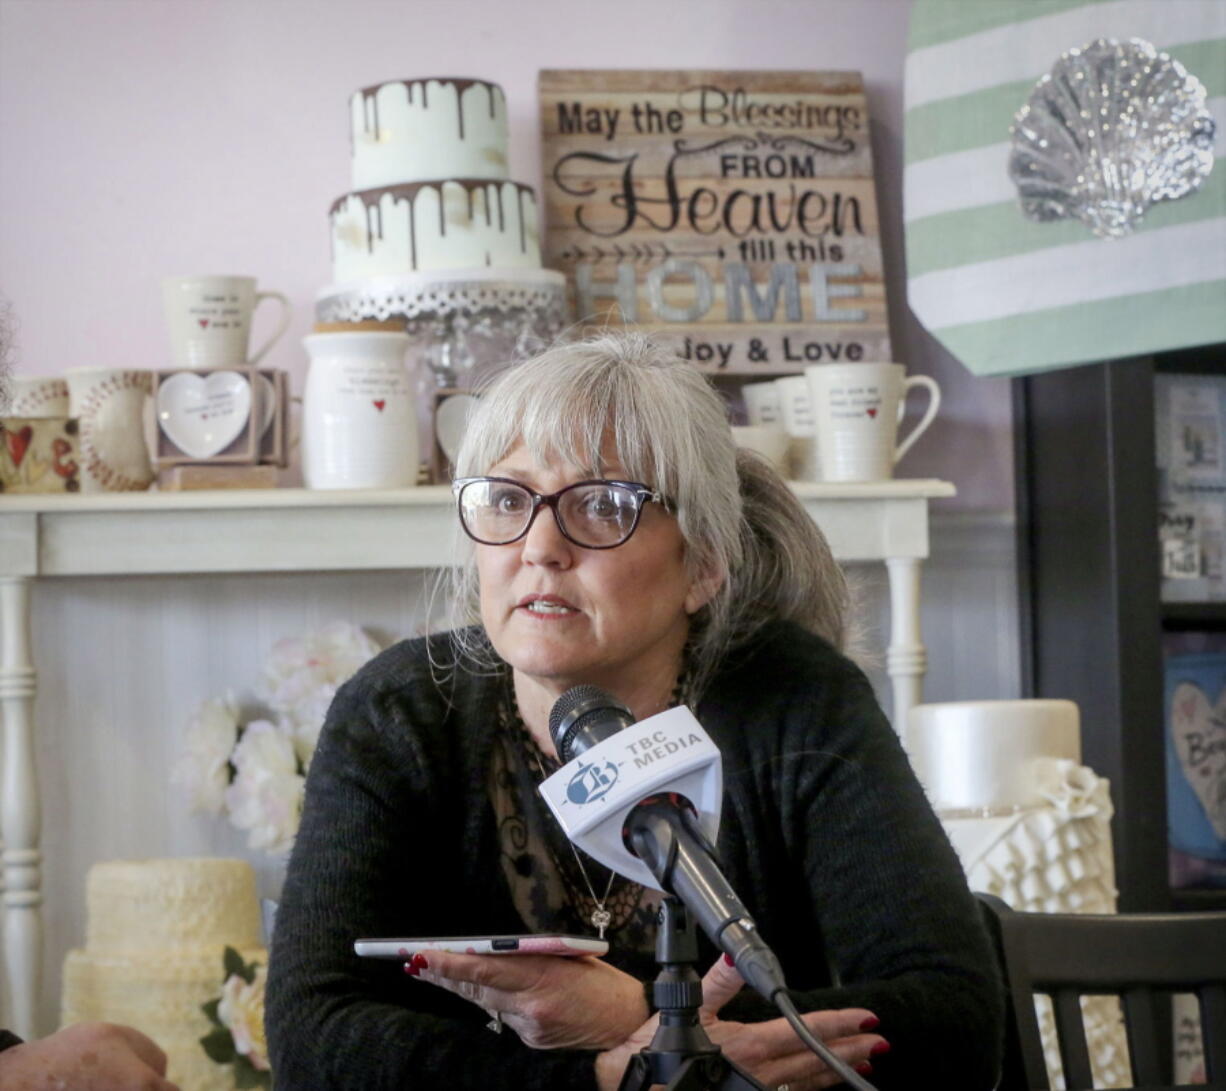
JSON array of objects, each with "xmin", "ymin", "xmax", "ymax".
[
  {"xmin": 978, "ymin": 893, "xmax": 1226, "ymax": 1091},
  {"xmin": 1201, "ymin": 983, "xmax": 1226, "ymax": 1084},
  {"xmin": 1053, "ymin": 988, "xmax": 1095, "ymax": 1089},
  {"xmin": 1122, "ymin": 987, "xmax": 1163, "ymax": 1085}
]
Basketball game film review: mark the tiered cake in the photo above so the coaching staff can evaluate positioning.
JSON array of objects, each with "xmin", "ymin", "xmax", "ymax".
[
  {"xmin": 61, "ymin": 858, "xmax": 267, "ymax": 1091},
  {"xmin": 907, "ymin": 701, "xmax": 1128, "ymax": 1088},
  {"xmin": 329, "ymin": 77, "xmax": 541, "ymax": 282}
]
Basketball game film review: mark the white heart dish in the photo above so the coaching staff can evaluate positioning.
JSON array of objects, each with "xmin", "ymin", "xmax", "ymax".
[
  {"xmin": 435, "ymin": 393, "xmax": 479, "ymax": 466},
  {"xmin": 157, "ymin": 370, "xmax": 253, "ymax": 459}
]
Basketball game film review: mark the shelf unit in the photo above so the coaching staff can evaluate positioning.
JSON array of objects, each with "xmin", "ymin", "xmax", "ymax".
[{"xmin": 1017, "ymin": 346, "xmax": 1226, "ymax": 914}]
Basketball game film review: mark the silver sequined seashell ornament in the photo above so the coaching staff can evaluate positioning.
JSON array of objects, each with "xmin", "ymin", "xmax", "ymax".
[{"xmin": 1009, "ymin": 37, "xmax": 1216, "ymax": 238}]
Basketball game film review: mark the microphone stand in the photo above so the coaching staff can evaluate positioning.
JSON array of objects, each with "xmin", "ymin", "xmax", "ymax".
[{"xmin": 617, "ymin": 897, "xmax": 766, "ymax": 1091}]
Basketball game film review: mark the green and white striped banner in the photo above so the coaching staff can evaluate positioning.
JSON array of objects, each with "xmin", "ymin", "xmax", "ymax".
[{"xmin": 904, "ymin": 0, "xmax": 1226, "ymax": 378}]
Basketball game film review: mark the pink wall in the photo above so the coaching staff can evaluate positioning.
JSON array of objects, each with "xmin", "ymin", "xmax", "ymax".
[{"xmin": 0, "ymin": 0, "xmax": 1014, "ymax": 510}]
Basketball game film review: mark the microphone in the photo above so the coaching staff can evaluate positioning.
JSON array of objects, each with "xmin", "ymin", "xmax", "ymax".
[{"xmin": 542, "ymin": 685, "xmax": 787, "ymax": 1002}]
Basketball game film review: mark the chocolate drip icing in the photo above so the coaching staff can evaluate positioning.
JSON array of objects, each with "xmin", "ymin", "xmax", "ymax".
[
  {"xmin": 330, "ymin": 179, "xmax": 533, "ymax": 219},
  {"xmin": 367, "ymin": 201, "xmax": 383, "ymax": 257},
  {"xmin": 517, "ymin": 186, "xmax": 526, "ymax": 255},
  {"xmin": 332, "ymin": 179, "xmax": 535, "ymax": 270},
  {"xmin": 354, "ymin": 77, "xmax": 505, "ymax": 142}
]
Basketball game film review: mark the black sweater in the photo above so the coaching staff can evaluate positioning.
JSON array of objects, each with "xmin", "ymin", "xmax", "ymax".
[{"xmin": 266, "ymin": 622, "xmax": 1003, "ymax": 1089}]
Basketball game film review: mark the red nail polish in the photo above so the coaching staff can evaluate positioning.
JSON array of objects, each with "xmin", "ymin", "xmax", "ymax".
[
  {"xmin": 859, "ymin": 1016, "xmax": 880, "ymax": 1031},
  {"xmin": 870, "ymin": 1040, "xmax": 891, "ymax": 1056},
  {"xmin": 403, "ymin": 962, "xmax": 420, "ymax": 976},
  {"xmin": 411, "ymin": 953, "xmax": 428, "ymax": 970},
  {"xmin": 723, "ymin": 953, "xmax": 735, "ymax": 967},
  {"xmin": 855, "ymin": 1061, "xmax": 873, "ymax": 1076}
]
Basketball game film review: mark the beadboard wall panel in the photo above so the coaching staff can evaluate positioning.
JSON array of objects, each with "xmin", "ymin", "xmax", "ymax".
[{"xmin": 6, "ymin": 514, "xmax": 1016, "ymax": 1033}]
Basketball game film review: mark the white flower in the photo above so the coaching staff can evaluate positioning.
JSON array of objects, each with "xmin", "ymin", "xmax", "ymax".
[
  {"xmin": 260, "ymin": 622, "xmax": 381, "ymax": 765},
  {"xmin": 1034, "ymin": 758, "xmax": 1112, "ymax": 819},
  {"xmin": 224, "ymin": 720, "xmax": 304, "ymax": 856},
  {"xmin": 217, "ymin": 964, "xmax": 269, "ymax": 1071},
  {"xmin": 172, "ymin": 695, "xmax": 241, "ymax": 816}
]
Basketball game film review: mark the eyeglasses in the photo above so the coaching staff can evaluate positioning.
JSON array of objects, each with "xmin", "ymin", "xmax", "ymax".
[{"xmin": 452, "ymin": 476, "xmax": 670, "ymax": 549}]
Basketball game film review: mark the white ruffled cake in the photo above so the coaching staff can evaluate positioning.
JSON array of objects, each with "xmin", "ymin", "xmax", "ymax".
[
  {"xmin": 61, "ymin": 858, "xmax": 267, "ymax": 1091},
  {"xmin": 907, "ymin": 701, "xmax": 1130, "ymax": 1089},
  {"xmin": 329, "ymin": 77, "xmax": 541, "ymax": 281}
]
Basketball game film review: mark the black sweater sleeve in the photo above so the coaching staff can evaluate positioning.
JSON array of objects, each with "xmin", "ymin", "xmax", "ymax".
[
  {"xmin": 0, "ymin": 1030, "xmax": 21, "ymax": 1052},
  {"xmin": 705, "ymin": 628, "xmax": 1004, "ymax": 1090},
  {"xmin": 265, "ymin": 640, "xmax": 600, "ymax": 1090}
]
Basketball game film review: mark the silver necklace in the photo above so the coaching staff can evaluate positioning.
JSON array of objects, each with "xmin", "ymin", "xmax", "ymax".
[{"xmin": 530, "ymin": 749, "xmax": 617, "ymax": 938}]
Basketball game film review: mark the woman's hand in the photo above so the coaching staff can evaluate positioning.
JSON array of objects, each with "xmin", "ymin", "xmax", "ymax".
[
  {"xmin": 0, "ymin": 1022, "xmax": 180, "ymax": 1091},
  {"xmin": 595, "ymin": 956, "xmax": 888, "ymax": 1091},
  {"xmin": 410, "ymin": 950, "xmax": 649, "ymax": 1050}
]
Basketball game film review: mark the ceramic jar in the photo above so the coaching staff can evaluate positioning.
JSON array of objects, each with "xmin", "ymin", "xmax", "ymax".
[{"xmin": 301, "ymin": 331, "xmax": 417, "ymax": 489}]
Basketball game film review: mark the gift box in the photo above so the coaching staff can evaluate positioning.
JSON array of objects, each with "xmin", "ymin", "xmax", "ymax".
[{"xmin": 153, "ymin": 367, "xmax": 288, "ymax": 469}]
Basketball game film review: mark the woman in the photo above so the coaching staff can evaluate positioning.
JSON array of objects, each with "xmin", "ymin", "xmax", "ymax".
[{"xmin": 266, "ymin": 333, "xmax": 1003, "ymax": 1090}]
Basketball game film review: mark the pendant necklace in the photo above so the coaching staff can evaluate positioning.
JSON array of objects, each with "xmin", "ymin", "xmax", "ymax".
[{"xmin": 531, "ymin": 750, "xmax": 617, "ymax": 938}]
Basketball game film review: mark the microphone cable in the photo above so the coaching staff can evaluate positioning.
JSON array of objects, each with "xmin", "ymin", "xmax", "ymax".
[{"xmin": 770, "ymin": 989, "xmax": 879, "ymax": 1091}]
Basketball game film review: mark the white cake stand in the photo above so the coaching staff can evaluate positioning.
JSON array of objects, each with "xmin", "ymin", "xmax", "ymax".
[{"xmin": 315, "ymin": 268, "xmax": 570, "ymax": 384}]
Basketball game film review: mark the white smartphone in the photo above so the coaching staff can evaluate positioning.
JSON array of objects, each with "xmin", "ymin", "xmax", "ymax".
[{"xmin": 354, "ymin": 934, "xmax": 609, "ymax": 959}]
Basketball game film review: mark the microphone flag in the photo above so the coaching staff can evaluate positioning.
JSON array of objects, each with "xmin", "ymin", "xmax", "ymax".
[{"xmin": 537, "ymin": 705, "xmax": 723, "ymax": 891}]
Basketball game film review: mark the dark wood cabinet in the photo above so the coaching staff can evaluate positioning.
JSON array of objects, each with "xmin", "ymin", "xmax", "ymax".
[{"xmin": 1016, "ymin": 346, "xmax": 1226, "ymax": 913}]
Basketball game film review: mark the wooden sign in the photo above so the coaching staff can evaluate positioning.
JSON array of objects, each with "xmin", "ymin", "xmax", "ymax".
[
  {"xmin": 539, "ymin": 69, "xmax": 892, "ymax": 375},
  {"xmin": 0, "ymin": 417, "xmax": 80, "ymax": 493}
]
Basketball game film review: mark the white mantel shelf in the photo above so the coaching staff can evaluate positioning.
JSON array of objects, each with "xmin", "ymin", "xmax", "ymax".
[
  {"xmin": 0, "ymin": 479, "xmax": 954, "ymax": 577},
  {"xmin": 0, "ymin": 478, "xmax": 952, "ymax": 1038}
]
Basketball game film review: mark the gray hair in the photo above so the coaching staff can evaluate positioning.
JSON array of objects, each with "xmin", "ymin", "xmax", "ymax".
[{"xmin": 445, "ymin": 331, "xmax": 850, "ymax": 695}]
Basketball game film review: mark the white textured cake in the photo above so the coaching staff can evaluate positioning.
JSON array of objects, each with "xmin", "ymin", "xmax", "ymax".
[
  {"xmin": 908, "ymin": 701, "xmax": 1128, "ymax": 1088},
  {"xmin": 61, "ymin": 858, "xmax": 267, "ymax": 1091},
  {"xmin": 329, "ymin": 77, "xmax": 541, "ymax": 282}
]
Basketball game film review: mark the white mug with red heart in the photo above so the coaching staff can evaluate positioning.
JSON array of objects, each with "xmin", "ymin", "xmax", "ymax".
[
  {"xmin": 805, "ymin": 362, "xmax": 941, "ymax": 482},
  {"xmin": 162, "ymin": 275, "xmax": 292, "ymax": 368},
  {"xmin": 301, "ymin": 331, "xmax": 417, "ymax": 489}
]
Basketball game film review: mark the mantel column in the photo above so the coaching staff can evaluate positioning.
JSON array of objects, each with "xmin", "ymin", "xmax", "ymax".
[
  {"xmin": 885, "ymin": 556, "xmax": 928, "ymax": 737},
  {"xmin": 0, "ymin": 576, "xmax": 42, "ymax": 1039}
]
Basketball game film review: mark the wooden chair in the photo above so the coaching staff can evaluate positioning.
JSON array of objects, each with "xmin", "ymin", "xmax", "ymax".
[{"xmin": 978, "ymin": 893, "xmax": 1226, "ymax": 1090}]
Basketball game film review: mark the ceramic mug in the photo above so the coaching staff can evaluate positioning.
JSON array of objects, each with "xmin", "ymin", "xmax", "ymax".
[
  {"xmin": 163, "ymin": 275, "xmax": 292, "ymax": 368},
  {"xmin": 8, "ymin": 376, "xmax": 70, "ymax": 418},
  {"xmin": 301, "ymin": 331, "xmax": 417, "ymax": 489},
  {"xmin": 741, "ymin": 380, "xmax": 783, "ymax": 427},
  {"xmin": 805, "ymin": 362, "xmax": 941, "ymax": 482},
  {"xmin": 66, "ymin": 367, "xmax": 154, "ymax": 492},
  {"xmin": 774, "ymin": 375, "xmax": 821, "ymax": 481}
]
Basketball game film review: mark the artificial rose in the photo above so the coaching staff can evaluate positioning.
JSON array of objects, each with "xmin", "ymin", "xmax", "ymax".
[
  {"xmin": 261, "ymin": 622, "xmax": 381, "ymax": 740},
  {"xmin": 171, "ymin": 695, "xmax": 241, "ymax": 816},
  {"xmin": 224, "ymin": 721, "xmax": 303, "ymax": 855},
  {"xmin": 217, "ymin": 964, "xmax": 270, "ymax": 1071}
]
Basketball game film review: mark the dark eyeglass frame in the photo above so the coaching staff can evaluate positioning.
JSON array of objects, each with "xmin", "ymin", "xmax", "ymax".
[{"xmin": 452, "ymin": 476, "xmax": 671, "ymax": 549}]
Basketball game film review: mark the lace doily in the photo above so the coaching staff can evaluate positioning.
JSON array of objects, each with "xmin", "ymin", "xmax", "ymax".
[
  {"xmin": 315, "ymin": 269, "xmax": 569, "ymax": 327},
  {"xmin": 316, "ymin": 270, "xmax": 572, "ymax": 387}
]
